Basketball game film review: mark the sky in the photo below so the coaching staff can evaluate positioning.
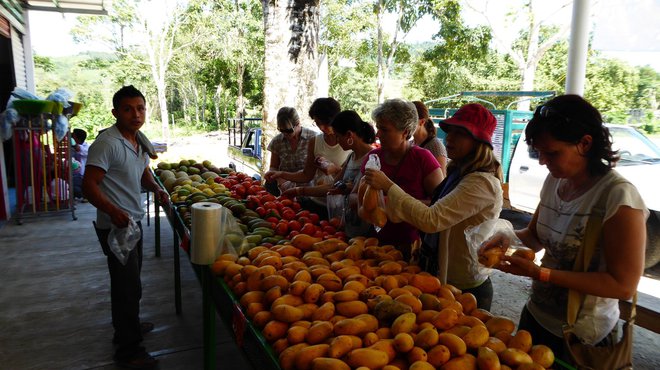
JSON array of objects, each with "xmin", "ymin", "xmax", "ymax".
[{"xmin": 28, "ymin": 0, "xmax": 660, "ymax": 71}]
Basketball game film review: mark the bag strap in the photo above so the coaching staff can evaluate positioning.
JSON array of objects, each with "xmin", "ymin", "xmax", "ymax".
[{"xmin": 566, "ymin": 178, "xmax": 636, "ymax": 326}]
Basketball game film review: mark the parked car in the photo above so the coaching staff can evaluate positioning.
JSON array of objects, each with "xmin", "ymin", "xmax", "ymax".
[{"xmin": 508, "ymin": 124, "xmax": 660, "ymax": 269}]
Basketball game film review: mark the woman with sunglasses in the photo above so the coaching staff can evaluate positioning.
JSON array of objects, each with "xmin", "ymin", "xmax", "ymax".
[
  {"xmin": 266, "ymin": 98, "xmax": 350, "ymax": 218},
  {"xmin": 480, "ymin": 95, "xmax": 646, "ymax": 361},
  {"xmin": 363, "ymin": 103, "xmax": 503, "ymax": 310},
  {"xmin": 264, "ymin": 107, "xmax": 317, "ymax": 195}
]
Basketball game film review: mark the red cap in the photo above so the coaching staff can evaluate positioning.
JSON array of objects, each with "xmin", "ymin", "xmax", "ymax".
[{"xmin": 440, "ymin": 103, "xmax": 497, "ymax": 147}]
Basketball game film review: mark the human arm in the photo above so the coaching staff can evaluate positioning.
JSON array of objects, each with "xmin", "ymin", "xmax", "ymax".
[
  {"xmin": 436, "ymin": 155, "xmax": 447, "ymax": 177},
  {"xmin": 263, "ymin": 152, "xmax": 281, "ymax": 182},
  {"xmin": 83, "ymin": 165, "xmax": 130, "ymax": 228},
  {"xmin": 498, "ymin": 205, "xmax": 645, "ymax": 300},
  {"xmin": 384, "ymin": 173, "xmax": 501, "ymax": 233},
  {"xmin": 141, "ymin": 167, "xmax": 169, "ymax": 204},
  {"xmin": 423, "ymin": 168, "xmax": 444, "ymax": 196}
]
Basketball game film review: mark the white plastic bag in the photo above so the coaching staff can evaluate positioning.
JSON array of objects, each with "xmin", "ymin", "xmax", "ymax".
[
  {"xmin": 108, "ymin": 217, "xmax": 141, "ymax": 265},
  {"xmin": 357, "ymin": 154, "xmax": 387, "ymax": 229},
  {"xmin": 464, "ymin": 219, "xmax": 521, "ymax": 279}
]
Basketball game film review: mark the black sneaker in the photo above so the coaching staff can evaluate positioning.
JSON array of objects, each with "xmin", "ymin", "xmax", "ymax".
[
  {"xmin": 114, "ymin": 351, "xmax": 159, "ymax": 369},
  {"xmin": 113, "ymin": 322, "xmax": 155, "ymax": 344}
]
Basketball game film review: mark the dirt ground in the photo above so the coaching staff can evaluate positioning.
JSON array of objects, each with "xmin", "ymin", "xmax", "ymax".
[{"xmin": 155, "ymin": 131, "xmax": 660, "ymax": 369}]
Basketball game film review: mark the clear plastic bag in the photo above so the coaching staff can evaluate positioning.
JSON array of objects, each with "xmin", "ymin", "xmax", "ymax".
[
  {"xmin": 357, "ymin": 154, "xmax": 387, "ymax": 229},
  {"xmin": 326, "ymin": 194, "xmax": 345, "ymax": 227},
  {"xmin": 217, "ymin": 208, "xmax": 245, "ymax": 257},
  {"xmin": 108, "ymin": 217, "xmax": 141, "ymax": 265},
  {"xmin": 465, "ymin": 219, "xmax": 522, "ymax": 278}
]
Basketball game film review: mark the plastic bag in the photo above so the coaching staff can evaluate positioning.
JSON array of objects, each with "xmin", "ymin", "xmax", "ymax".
[
  {"xmin": 54, "ymin": 115, "xmax": 68, "ymax": 142},
  {"xmin": 357, "ymin": 154, "xmax": 387, "ymax": 229},
  {"xmin": 1, "ymin": 109, "xmax": 18, "ymax": 141},
  {"xmin": 108, "ymin": 217, "xmax": 141, "ymax": 265},
  {"xmin": 326, "ymin": 194, "xmax": 345, "ymax": 227},
  {"xmin": 465, "ymin": 219, "xmax": 522, "ymax": 278},
  {"xmin": 46, "ymin": 88, "xmax": 73, "ymax": 108},
  {"xmin": 217, "ymin": 208, "xmax": 245, "ymax": 257}
]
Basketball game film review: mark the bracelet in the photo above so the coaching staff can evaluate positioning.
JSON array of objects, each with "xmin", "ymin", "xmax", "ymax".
[{"xmin": 539, "ymin": 267, "xmax": 551, "ymax": 282}]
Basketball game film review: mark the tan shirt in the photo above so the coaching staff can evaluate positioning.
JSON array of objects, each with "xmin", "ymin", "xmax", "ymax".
[{"xmin": 385, "ymin": 171, "xmax": 503, "ymax": 288}]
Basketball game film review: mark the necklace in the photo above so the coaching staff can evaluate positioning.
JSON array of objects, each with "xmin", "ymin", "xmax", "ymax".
[{"xmin": 557, "ymin": 177, "xmax": 598, "ymax": 211}]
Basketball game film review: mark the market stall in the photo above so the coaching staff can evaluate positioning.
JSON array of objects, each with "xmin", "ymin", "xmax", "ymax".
[{"xmin": 149, "ymin": 157, "xmax": 575, "ymax": 370}]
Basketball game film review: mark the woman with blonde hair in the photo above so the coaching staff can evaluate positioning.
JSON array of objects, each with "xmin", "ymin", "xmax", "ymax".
[{"xmin": 364, "ymin": 103, "xmax": 503, "ymax": 310}]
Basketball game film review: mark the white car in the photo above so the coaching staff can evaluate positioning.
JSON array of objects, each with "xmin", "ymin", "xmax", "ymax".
[{"xmin": 508, "ymin": 124, "xmax": 660, "ymax": 268}]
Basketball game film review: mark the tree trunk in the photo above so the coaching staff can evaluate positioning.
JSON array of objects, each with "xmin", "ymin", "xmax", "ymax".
[
  {"xmin": 376, "ymin": 0, "xmax": 385, "ymax": 103},
  {"xmin": 261, "ymin": 0, "xmax": 320, "ymax": 175},
  {"xmin": 236, "ymin": 62, "xmax": 246, "ymax": 118}
]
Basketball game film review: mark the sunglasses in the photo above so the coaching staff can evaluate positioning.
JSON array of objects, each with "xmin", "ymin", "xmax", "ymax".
[
  {"xmin": 278, "ymin": 127, "xmax": 294, "ymax": 134},
  {"xmin": 534, "ymin": 105, "xmax": 571, "ymax": 123}
]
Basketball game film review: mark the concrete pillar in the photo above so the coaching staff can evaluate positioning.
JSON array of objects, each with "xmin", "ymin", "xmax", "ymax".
[{"xmin": 565, "ymin": 0, "xmax": 591, "ymax": 96}]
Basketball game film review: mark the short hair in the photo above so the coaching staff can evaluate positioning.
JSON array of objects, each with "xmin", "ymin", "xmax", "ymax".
[
  {"xmin": 331, "ymin": 110, "xmax": 376, "ymax": 144},
  {"xmin": 277, "ymin": 107, "xmax": 300, "ymax": 128},
  {"xmin": 372, "ymin": 99, "xmax": 418, "ymax": 140},
  {"xmin": 525, "ymin": 94, "xmax": 618, "ymax": 175},
  {"xmin": 308, "ymin": 97, "xmax": 341, "ymax": 125},
  {"xmin": 112, "ymin": 85, "xmax": 145, "ymax": 109},
  {"xmin": 72, "ymin": 128, "xmax": 87, "ymax": 142},
  {"xmin": 413, "ymin": 101, "xmax": 436, "ymax": 139}
]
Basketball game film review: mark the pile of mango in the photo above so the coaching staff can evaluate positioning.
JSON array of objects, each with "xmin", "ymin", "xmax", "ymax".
[{"xmin": 213, "ymin": 236, "xmax": 555, "ymax": 370}]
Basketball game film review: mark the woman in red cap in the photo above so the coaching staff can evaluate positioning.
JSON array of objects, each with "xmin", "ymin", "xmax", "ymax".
[{"xmin": 363, "ymin": 103, "xmax": 503, "ymax": 310}]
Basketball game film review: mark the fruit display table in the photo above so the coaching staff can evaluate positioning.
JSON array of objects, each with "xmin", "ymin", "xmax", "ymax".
[
  {"xmin": 152, "ymin": 173, "xmax": 281, "ymax": 370},
  {"xmin": 151, "ymin": 161, "xmax": 571, "ymax": 370}
]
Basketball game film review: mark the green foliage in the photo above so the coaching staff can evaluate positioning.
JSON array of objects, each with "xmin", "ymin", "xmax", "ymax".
[{"xmin": 33, "ymin": 55, "xmax": 55, "ymax": 72}]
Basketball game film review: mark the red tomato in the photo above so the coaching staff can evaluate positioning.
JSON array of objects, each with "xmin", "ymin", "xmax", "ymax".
[
  {"xmin": 255, "ymin": 207, "xmax": 267, "ymax": 217},
  {"xmin": 334, "ymin": 231, "xmax": 347, "ymax": 241},
  {"xmin": 281, "ymin": 208, "xmax": 296, "ymax": 220},
  {"xmin": 309, "ymin": 213, "xmax": 320, "ymax": 225},
  {"xmin": 319, "ymin": 220, "xmax": 329, "ymax": 228},
  {"xmin": 265, "ymin": 216, "xmax": 279, "ymax": 224},
  {"xmin": 280, "ymin": 199, "xmax": 293, "ymax": 207},
  {"xmin": 291, "ymin": 202, "xmax": 302, "ymax": 212},
  {"xmin": 298, "ymin": 216, "xmax": 311, "ymax": 225},
  {"xmin": 288, "ymin": 230, "xmax": 300, "ymax": 238},
  {"xmin": 248, "ymin": 185, "xmax": 262, "ymax": 195},
  {"xmin": 296, "ymin": 210, "xmax": 311, "ymax": 218},
  {"xmin": 266, "ymin": 209, "xmax": 281, "ymax": 219},
  {"xmin": 275, "ymin": 201, "xmax": 284, "ymax": 211},
  {"xmin": 275, "ymin": 222, "xmax": 288, "ymax": 236},
  {"xmin": 300, "ymin": 223, "xmax": 316, "ymax": 235},
  {"xmin": 322, "ymin": 225, "xmax": 336, "ymax": 234},
  {"xmin": 329, "ymin": 217, "xmax": 342, "ymax": 229},
  {"xmin": 313, "ymin": 230, "xmax": 324, "ymax": 238},
  {"xmin": 262, "ymin": 194, "xmax": 276, "ymax": 203},
  {"xmin": 213, "ymin": 177, "xmax": 223, "ymax": 184},
  {"xmin": 287, "ymin": 220, "xmax": 302, "ymax": 231},
  {"xmin": 263, "ymin": 201, "xmax": 277, "ymax": 210},
  {"xmin": 261, "ymin": 242, "xmax": 273, "ymax": 248}
]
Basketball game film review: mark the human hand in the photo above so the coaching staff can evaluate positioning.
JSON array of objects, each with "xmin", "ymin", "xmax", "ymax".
[
  {"xmin": 496, "ymin": 254, "xmax": 540, "ymax": 279},
  {"xmin": 282, "ymin": 187, "xmax": 300, "ymax": 198},
  {"xmin": 477, "ymin": 231, "xmax": 512, "ymax": 268},
  {"xmin": 156, "ymin": 189, "xmax": 169, "ymax": 204},
  {"xmin": 109, "ymin": 208, "xmax": 131, "ymax": 228},
  {"xmin": 264, "ymin": 171, "xmax": 281, "ymax": 181},
  {"xmin": 363, "ymin": 169, "xmax": 394, "ymax": 193}
]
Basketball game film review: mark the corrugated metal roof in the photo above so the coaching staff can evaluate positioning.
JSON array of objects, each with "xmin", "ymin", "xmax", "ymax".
[{"xmin": 22, "ymin": 0, "xmax": 109, "ymax": 15}]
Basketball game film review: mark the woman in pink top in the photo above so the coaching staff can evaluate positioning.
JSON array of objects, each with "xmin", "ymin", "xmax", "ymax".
[{"xmin": 361, "ymin": 99, "xmax": 444, "ymax": 260}]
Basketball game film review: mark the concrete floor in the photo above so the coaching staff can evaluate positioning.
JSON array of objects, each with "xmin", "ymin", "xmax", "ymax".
[{"xmin": 0, "ymin": 198, "xmax": 253, "ymax": 370}]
